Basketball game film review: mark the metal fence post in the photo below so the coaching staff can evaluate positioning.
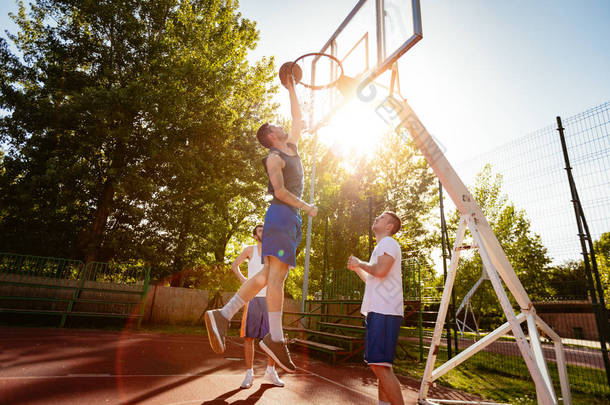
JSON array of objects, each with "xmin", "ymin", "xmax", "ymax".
[{"xmin": 557, "ymin": 115, "xmax": 610, "ymax": 387}]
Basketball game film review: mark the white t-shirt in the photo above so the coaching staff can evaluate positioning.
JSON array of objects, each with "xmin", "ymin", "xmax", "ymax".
[
  {"xmin": 360, "ymin": 236, "xmax": 403, "ymax": 317},
  {"xmin": 247, "ymin": 245, "xmax": 266, "ymax": 297}
]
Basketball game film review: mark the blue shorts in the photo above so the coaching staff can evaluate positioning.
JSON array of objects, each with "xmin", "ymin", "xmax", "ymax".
[
  {"xmin": 261, "ymin": 204, "xmax": 302, "ymax": 268},
  {"xmin": 240, "ymin": 297, "xmax": 269, "ymax": 339},
  {"xmin": 364, "ymin": 312, "xmax": 403, "ymax": 367}
]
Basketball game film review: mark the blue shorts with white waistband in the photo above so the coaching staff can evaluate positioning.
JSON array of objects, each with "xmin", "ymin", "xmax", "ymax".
[
  {"xmin": 261, "ymin": 203, "xmax": 302, "ymax": 268},
  {"xmin": 364, "ymin": 312, "xmax": 403, "ymax": 367}
]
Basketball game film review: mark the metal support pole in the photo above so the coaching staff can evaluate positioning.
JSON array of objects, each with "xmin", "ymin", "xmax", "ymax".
[
  {"xmin": 557, "ymin": 115, "xmax": 610, "ymax": 386},
  {"xmin": 322, "ymin": 216, "xmax": 329, "ymax": 301},
  {"xmin": 302, "ymin": 135, "xmax": 318, "ymax": 315},
  {"xmin": 391, "ymin": 98, "xmax": 564, "ymax": 404},
  {"xmin": 439, "ymin": 181, "xmax": 453, "ymax": 359},
  {"xmin": 368, "ymin": 196, "xmax": 373, "ymax": 257}
]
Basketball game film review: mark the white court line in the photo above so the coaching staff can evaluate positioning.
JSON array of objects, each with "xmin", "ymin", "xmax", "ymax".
[
  {"xmin": 0, "ymin": 373, "xmax": 256, "ymax": 379},
  {"xmin": 227, "ymin": 338, "xmax": 377, "ymax": 401}
]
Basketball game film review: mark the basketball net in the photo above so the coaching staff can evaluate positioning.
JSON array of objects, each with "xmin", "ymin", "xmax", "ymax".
[{"xmin": 295, "ymin": 74, "xmax": 362, "ymax": 134}]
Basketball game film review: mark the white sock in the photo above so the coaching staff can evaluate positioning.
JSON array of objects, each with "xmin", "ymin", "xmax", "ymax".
[
  {"xmin": 220, "ymin": 294, "xmax": 245, "ymax": 320},
  {"xmin": 245, "ymin": 368, "xmax": 253, "ymax": 376},
  {"xmin": 266, "ymin": 365, "xmax": 275, "ymax": 373},
  {"xmin": 268, "ymin": 311, "xmax": 283, "ymax": 342},
  {"xmin": 379, "ymin": 401, "xmax": 390, "ymax": 405}
]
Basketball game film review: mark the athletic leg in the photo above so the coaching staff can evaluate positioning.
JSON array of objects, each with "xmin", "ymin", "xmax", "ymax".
[
  {"xmin": 244, "ymin": 337, "xmax": 254, "ymax": 369},
  {"xmin": 205, "ymin": 263, "xmax": 270, "ymax": 355},
  {"xmin": 377, "ymin": 379, "xmax": 390, "ymax": 404},
  {"xmin": 222, "ymin": 261, "xmax": 270, "ymax": 320},
  {"xmin": 259, "ymin": 256, "xmax": 295, "ymax": 373},
  {"xmin": 266, "ymin": 255, "xmax": 289, "ymax": 341},
  {"xmin": 370, "ymin": 365, "xmax": 404, "ymax": 405},
  {"xmin": 240, "ymin": 337, "xmax": 255, "ymax": 389}
]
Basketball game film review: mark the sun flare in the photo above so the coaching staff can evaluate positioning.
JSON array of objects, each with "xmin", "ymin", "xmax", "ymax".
[{"xmin": 317, "ymin": 96, "xmax": 390, "ymax": 163}]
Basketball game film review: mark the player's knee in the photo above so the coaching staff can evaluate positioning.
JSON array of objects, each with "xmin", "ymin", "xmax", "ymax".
[
  {"xmin": 267, "ymin": 275, "xmax": 284, "ymax": 289},
  {"xmin": 370, "ymin": 364, "xmax": 390, "ymax": 376}
]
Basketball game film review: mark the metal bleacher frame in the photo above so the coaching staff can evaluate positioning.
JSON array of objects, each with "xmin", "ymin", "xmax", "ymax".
[{"xmin": 0, "ymin": 253, "xmax": 151, "ymax": 327}]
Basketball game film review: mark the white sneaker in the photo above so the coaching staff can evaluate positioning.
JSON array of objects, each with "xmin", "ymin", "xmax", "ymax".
[
  {"xmin": 240, "ymin": 372, "xmax": 254, "ymax": 389},
  {"xmin": 263, "ymin": 368, "xmax": 285, "ymax": 387}
]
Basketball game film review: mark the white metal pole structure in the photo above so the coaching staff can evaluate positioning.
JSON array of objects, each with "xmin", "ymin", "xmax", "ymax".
[
  {"xmin": 382, "ymin": 97, "xmax": 571, "ymax": 405},
  {"xmin": 301, "ymin": 52, "xmax": 320, "ymax": 315},
  {"xmin": 301, "ymin": 134, "xmax": 317, "ymax": 314},
  {"xmin": 300, "ymin": 1, "xmax": 571, "ymax": 401}
]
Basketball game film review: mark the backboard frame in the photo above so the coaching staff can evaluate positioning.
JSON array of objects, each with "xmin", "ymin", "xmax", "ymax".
[
  {"xmin": 303, "ymin": 0, "xmax": 422, "ymax": 132},
  {"xmin": 318, "ymin": 0, "xmax": 421, "ymax": 92}
]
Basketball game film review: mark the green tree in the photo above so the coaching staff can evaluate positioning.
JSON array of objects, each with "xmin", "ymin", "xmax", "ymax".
[
  {"xmin": 593, "ymin": 232, "xmax": 610, "ymax": 303},
  {"xmin": 543, "ymin": 232, "xmax": 610, "ymax": 302},
  {"xmin": 546, "ymin": 260, "xmax": 587, "ymax": 299},
  {"xmin": 0, "ymin": 0, "xmax": 276, "ymax": 281}
]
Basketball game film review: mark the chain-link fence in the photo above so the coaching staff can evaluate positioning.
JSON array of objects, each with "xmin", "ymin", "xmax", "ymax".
[{"xmin": 452, "ymin": 101, "xmax": 609, "ymax": 264}]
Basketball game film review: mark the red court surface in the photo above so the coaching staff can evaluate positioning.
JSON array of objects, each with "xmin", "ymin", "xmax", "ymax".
[{"xmin": 0, "ymin": 327, "xmax": 478, "ymax": 404}]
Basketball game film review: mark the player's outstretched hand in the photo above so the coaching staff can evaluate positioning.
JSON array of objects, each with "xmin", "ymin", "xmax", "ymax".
[
  {"xmin": 347, "ymin": 255, "xmax": 361, "ymax": 271},
  {"xmin": 285, "ymin": 74, "xmax": 295, "ymax": 91},
  {"xmin": 306, "ymin": 204, "xmax": 318, "ymax": 217}
]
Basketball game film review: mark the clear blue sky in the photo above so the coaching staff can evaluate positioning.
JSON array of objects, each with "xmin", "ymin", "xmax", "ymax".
[
  {"xmin": 237, "ymin": 0, "xmax": 610, "ymax": 161},
  {"xmin": 2, "ymin": 0, "xmax": 609, "ymax": 161}
]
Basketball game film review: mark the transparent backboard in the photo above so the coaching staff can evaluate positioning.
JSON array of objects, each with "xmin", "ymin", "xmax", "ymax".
[{"xmin": 303, "ymin": 0, "xmax": 422, "ymax": 131}]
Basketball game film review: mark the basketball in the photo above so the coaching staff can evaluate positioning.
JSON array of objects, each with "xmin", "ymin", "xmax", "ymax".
[{"xmin": 279, "ymin": 62, "xmax": 302, "ymax": 88}]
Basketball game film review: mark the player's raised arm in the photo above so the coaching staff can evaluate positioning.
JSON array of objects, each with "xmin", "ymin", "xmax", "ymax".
[{"xmin": 285, "ymin": 77, "xmax": 303, "ymax": 145}]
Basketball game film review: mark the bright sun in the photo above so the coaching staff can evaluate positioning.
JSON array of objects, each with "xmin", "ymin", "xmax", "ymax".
[{"xmin": 316, "ymin": 93, "xmax": 391, "ymax": 165}]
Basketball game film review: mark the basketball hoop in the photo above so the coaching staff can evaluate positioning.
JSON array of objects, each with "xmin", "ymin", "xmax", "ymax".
[{"xmin": 279, "ymin": 52, "xmax": 362, "ymax": 132}]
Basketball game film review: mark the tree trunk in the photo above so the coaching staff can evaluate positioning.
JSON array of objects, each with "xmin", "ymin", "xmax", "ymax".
[
  {"xmin": 214, "ymin": 228, "xmax": 236, "ymax": 264},
  {"xmin": 82, "ymin": 178, "xmax": 115, "ymax": 264},
  {"xmin": 170, "ymin": 211, "xmax": 192, "ymax": 287}
]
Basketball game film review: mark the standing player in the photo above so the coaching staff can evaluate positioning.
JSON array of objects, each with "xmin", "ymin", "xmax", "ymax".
[
  {"xmin": 205, "ymin": 73, "xmax": 317, "ymax": 373},
  {"xmin": 347, "ymin": 211, "xmax": 404, "ymax": 405},
  {"xmin": 231, "ymin": 224, "xmax": 284, "ymax": 388}
]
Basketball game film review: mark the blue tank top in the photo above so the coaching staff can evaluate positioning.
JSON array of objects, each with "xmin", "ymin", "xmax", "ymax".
[{"xmin": 263, "ymin": 143, "xmax": 304, "ymax": 207}]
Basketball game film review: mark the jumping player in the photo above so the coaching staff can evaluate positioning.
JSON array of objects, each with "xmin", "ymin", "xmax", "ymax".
[
  {"xmin": 205, "ymin": 73, "xmax": 317, "ymax": 373},
  {"xmin": 231, "ymin": 224, "xmax": 284, "ymax": 388},
  {"xmin": 347, "ymin": 211, "xmax": 404, "ymax": 405}
]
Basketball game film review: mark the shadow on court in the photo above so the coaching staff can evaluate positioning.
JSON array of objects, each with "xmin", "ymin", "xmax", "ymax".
[
  {"xmin": 201, "ymin": 384, "xmax": 279, "ymax": 405},
  {"xmin": 0, "ymin": 327, "xmax": 479, "ymax": 404}
]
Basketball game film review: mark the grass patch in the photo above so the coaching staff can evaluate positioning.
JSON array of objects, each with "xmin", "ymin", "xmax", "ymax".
[{"xmin": 394, "ymin": 342, "xmax": 610, "ymax": 405}]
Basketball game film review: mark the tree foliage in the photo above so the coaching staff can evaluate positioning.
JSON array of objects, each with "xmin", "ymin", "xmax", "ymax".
[
  {"xmin": 282, "ymin": 130, "xmax": 438, "ymax": 301},
  {"xmin": 593, "ymin": 232, "xmax": 610, "ymax": 303},
  {"xmin": 0, "ymin": 0, "xmax": 276, "ymax": 284}
]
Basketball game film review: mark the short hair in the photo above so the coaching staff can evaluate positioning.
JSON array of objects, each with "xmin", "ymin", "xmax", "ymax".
[
  {"xmin": 384, "ymin": 211, "xmax": 402, "ymax": 235},
  {"xmin": 252, "ymin": 224, "xmax": 264, "ymax": 238},
  {"xmin": 256, "ymin": 123, "xmax": 273, "ymax": 148}
]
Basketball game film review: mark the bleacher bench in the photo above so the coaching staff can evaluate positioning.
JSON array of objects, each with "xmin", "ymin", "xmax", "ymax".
[{"xmin": 0, "ymin": 253, "xmax": 150, "ymax": 327}]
